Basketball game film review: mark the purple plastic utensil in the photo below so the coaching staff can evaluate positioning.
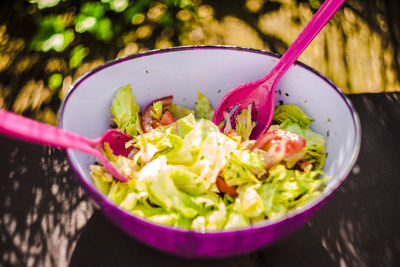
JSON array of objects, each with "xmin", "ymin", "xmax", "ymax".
[
  {"xmin": 212, "ymin": 0, "xmax": 345, "ymax": 139},
  {"xmin": 0, "ymin": 109, "xmax": 132, "ymax": 182}
]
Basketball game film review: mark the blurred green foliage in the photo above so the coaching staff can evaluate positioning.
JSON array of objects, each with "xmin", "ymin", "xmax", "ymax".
[
  {"xmin": 30, "ymin": 0, "xmax": 195, "ymax": 53},
  {"xmin": 74, "ymin": 2, "xmax": 114, "ymax": 41},
  {"xmin": 30, "ymin": 15, "xmax": 75, "ymax": 52},
  {"xmin": 29, "ymin": 0, "xmax": 61, "ymax": 9},
  {"xmin": 69, "ymin": 45, "xmax": 89, "ymax": 68},
  {"xmin": 308, "ymin": 0, "xmax": 321, "ymax": 9},
  {"xmin": 48, "ymin": 73, "xmax": 63, "ymax": 90},
  {"xmin": 28, "ymin": 0, "xmax": 197, "ymax": 99}
]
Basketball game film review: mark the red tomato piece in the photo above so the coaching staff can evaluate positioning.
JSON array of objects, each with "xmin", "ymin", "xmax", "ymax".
[
  {"xmin": 141, "ymin": 95, "xmax": 173, "ymax": 133},
  {"xmin": 227, "ymin": 129, "xmax": 239, "ymax": 136},
  {"xmin": 160, "ymin": 111, "xmax": 176, "ymax": 125},
  {"xmin": 216, "ymin": 177, "xmax": 238, "ymax": 198},
  {"xmin": 252, "ymin": 129, "xmax": 306, "ymax": 169}
]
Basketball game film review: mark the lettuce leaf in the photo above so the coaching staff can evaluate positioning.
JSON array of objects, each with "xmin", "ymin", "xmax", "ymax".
[
  {"xmin": 273, "ymin": 104, "xmax": 313, "ymax": 127},
  {"xmin": 224, "ymin": 212, "xmax": 249, "ymax": 229},
  {"xmin": 258, "ymin": 164, "xmax": 329, "ymax": 220},
  {"xmin": 151, "ymin": 101, "xmax": 163, "ymax": 120},
  {"xmin": 108, "ymin": 181, "xmax": 130, "ymax": 204},
  {"xmin": 236, "ymin": 184, "xmax": 264, "ymax": 218},
  {"xmin": 148, "ymin": 213, "xmax": 179, "ymax": 226},
  {"xmin": 192, "ymin": 193, "xmax": 220, "ymax": 215},
  {"xmin": 195, "ymin": 91, "xmax": 214, "ymax": 120},
  {"xmin": 176, "ymin": 113, "xmax": 196, "ymax": 137},
  {"xmin": 111, "ymin": 85, "xmax": 143, "ymax": 136},
  {"xmin": 220, "ymin": 150, "xmax": 265, "ymax": 187},
  {"xmin": 168, "ymin": 166, "xmax": 208, "ymax": 196},
  {"xmin": 132, "ymin": 114, "xmax": 197, "ymax": 165},
  {"xmin": 235, "ymin": 104, "xmax": 256, "ymax": 140},
  {"xmin": 188, "ymin": 122, "xmax": 239, "ymax": 185},
  {"xmin": 191, "ymin": 216, "xmax": 206, "ymax": 231},
  {"xmin": 192, "ymin": 193, "xmax": 228, "ymax": 230},
  {"xmin": 90, "ymin": 165, "xmax": 113, "ymax": 194},
  {"xmin": 141, "ymin": 157, "xmax": 199, "ymax": 219},
  {"xmin": 120, "ymin": 193, "xmax": 140, "ymax": 211},
  {"xmin": 131, "ymin": 202, "xmax": 168, "ymax": 218},
  {"xmin": 205, "ymin": 199, "xmax": 227, "ymax": 230},
  {"xmin": 166, "ymin": 104, "xmax": 193, "ymax": 120}
]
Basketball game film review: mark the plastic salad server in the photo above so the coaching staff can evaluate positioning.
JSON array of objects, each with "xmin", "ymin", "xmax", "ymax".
[
  {"xmin": 0, "ymin": 109, "xmax": 132, "ymax": 182},
  {"xmin": 212, "ymin": 0, "xmax": 346, "ymax": 139}
]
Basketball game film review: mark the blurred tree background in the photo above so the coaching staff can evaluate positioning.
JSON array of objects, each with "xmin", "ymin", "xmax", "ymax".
[{"xmin": 0, "ymin": 0, "xmax": 399, "ymax": 125}]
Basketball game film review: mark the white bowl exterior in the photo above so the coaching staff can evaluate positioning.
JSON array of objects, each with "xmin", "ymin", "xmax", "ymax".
[{"xmin": 61, "ymin": 47, "xmax": 359, "ymax": 211}]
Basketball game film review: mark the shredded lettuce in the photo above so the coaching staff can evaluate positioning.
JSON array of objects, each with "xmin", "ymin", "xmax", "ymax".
[
  {"xmin": 91, "ymin": 89, "xmax": 330, "ymax": 230},
  {"xmin": 273, "ymin": 104, "xmax": 314, "ymax": 127},
  {"xmin": 258, "ymin": 164, "xmax": 329, "ymax": 219},
  {"xmin": 235, "ymin": 105, "xmax": 256, "ymax": 140}
]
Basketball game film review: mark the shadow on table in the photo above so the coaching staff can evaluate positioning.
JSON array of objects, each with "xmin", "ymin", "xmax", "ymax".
[{"xmin": 0, "ymin": 139, "xmax": 93, "ymax": 266}]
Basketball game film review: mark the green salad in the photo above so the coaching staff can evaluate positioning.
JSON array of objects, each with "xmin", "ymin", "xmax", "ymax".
[{"xmin": 90, "ymin": 85, "xmax": 329, "ymax": 230}]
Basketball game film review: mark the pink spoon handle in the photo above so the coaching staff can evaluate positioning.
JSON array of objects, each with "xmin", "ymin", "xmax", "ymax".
[
  {"xmin": 263, "ymin": 0, "xmax": 345, "ymax": 86},
  {"xmin": 0, "ymin": 109, "xmax": 96, "ymax": 155}
]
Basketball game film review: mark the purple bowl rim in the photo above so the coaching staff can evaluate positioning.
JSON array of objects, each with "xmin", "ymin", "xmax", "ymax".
[{"xmin": 58, "ymin": 45, "xmax": 361, "ymax": 235}]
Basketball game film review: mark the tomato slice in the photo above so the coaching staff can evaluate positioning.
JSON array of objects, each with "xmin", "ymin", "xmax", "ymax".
[
  {"xmin": 141, "ymin": 95, "xmax": 173, "ymax": 133},
  {"xmin": 252, "ymin": 129, "xmax": 305, "ymax": 154},
  {"xmin": 216, "ymin": 177, "xmax": 238, "ymax": 197},
  {"xmin": 252, "ymin": 129, "xmax": 306, "ymax": 169},
  {"xmin": 299, "ymin": 160, "xmax": 311, "ymax": 171},
  {"xmin": 227, "ymin": 129, "xmax": 239, "ymax": 136},
  {"xmin": 160, "ymin": 111, "xmax": 176, "ymax": 125}
]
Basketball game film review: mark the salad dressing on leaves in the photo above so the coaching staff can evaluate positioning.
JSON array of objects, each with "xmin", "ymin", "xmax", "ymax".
[{"xmin": 90, "ymin": 85, "xmax": 329, "ymax": 230}]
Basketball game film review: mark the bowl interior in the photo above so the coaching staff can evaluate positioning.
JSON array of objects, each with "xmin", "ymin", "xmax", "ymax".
[{"xmin": 59, "ymin": 46, "xmax": 360, "ymax": 224}]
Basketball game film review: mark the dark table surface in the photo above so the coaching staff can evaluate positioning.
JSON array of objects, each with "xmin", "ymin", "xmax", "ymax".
[{"xmin": 1, "ymin": 92, "xmax": 400, "ymax": 267}]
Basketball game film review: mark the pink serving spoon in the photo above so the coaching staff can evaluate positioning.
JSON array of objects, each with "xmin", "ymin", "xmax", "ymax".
[
  {"xmin": 212, "ymin": 0, "xmax": 345, "ymax": 139},
  {"xmin": 0, "ymin": 109, "xmax": 132, "ymax": 182}
]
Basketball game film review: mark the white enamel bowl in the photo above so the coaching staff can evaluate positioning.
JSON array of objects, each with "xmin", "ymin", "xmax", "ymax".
[{"xmin": 58, "ymin": 46, "xmax": 361, "ymax": 258}]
